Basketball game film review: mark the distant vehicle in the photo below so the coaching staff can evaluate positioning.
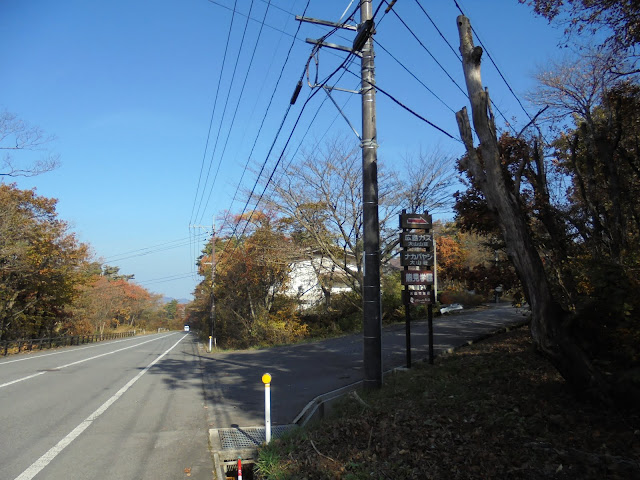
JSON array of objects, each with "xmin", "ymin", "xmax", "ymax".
[
  {"xmin": 183, "ymin": 325, "xmax": 190, "ymax": 332},
  {"xmin": 440, "ymin": 303, "xmax": 464, "ymax": 314}
]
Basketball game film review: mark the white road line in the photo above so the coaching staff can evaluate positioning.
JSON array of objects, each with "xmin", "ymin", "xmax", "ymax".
[
  {"xmin": 0, "ymin": 333, "xmax": 178, "ymax": 390},
  {"xmin": 0, "ymin": 371, "xmax": 47, "ymax": 388},
  {"xmin": 14, "ymin": 334, "xmax": 187, "ymax": 480},
  {"xmin": 0, "ymin": 335, "xmax": 148, "ymax": 365}
]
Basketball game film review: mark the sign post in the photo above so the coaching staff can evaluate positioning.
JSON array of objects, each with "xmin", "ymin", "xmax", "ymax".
[{"xmin": 399, "ymin": 210, "xmax": 435, "ymax": 367}]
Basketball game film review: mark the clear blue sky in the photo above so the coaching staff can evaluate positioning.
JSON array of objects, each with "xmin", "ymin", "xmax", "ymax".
[{"xmin": 0, "ymin": 0, "xmax": 564, "ymax": 301}]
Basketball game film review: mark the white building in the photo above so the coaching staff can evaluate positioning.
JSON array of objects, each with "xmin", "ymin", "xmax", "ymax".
[{"xmin": 285, "ymin": 251, "xmax": 358, "ymax": 308}]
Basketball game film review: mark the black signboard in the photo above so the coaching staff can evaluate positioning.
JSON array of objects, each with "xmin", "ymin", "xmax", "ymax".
[
  {"xmin": 400, "ymin": 232, "xmax": 433, "ymax": 249},
  {"xmin": 399, "ymin": 213, "xmax": 432, "ymax": 230},
  {"xmin": 400, "ymin": 251, "xmax": 434, "ymax": 267},
  {"xmin": 402, "ymin": 289, "xmax": 432, "ymax": 305}
]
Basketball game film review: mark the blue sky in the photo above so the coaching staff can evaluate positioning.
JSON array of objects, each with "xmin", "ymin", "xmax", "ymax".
[{"xmin": 0, "ymin": 0, "xmax": 565, "ymax": 300}]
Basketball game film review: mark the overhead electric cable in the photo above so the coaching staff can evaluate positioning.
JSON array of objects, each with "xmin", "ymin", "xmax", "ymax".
[
  {"xmin": 190, "ymin": 0, "xmax": 239, "ymax": 226},
  {"xmin": 105, "ymin": 233, "xmax": 209, "ymax": 263},
  {"xmin": 221, "ymin": 0, "xmax": 311, "ymax": 233},
  {"xmin": 344, "ymin": 68, "xmax": 461, "ymax": 141},
  {"xmin": 190, "ymin": 0, "xmax": 238, "ymax": 273},
  {"xmin": 412, "ymin": 0, "xmax": 461, "ymax": 60},
  {"xmin": 388, "ymin": 7, "xmax": 469, "ymax": 98},
  {"xmin": 374, "ymin": 39, "xmax": 457, "ymax": 113},
  {"xmin": 223, "ymin": 31, "xmax": 360, "ymax": 258},
  {"xmin": 198, "ymin": 0, "xmax": 273, "ymax": 223},
  {"xmin": 452, "ymin": 0, "xmax": 537, "ymax": 127},
  {"xmin": 194, "ymin": 0, "xmax": 256, "ymax": 224}
]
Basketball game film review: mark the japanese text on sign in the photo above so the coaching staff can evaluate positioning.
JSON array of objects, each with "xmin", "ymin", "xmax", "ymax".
[
  {"xmin": 400, "ymin": 251, "xmax": 434, "ymax": 266},
  {"xmin": 400, "ymin": 232, "xmax": 433, "ymax": 248},
  {"xmin": 401, "ymin": 270, "xmax": 434, "ymax": 285},
  {"xmin": 402, "ymin": 289, "xmax": 432, "ymax": 305}
]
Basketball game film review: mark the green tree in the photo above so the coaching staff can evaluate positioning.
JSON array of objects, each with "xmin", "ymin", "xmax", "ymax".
[{"xmin": 165, "ymin": 299, "xmax": 178, "ymax": 319}]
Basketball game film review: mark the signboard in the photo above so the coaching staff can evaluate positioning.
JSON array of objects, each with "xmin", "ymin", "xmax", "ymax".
[
  {"xmin": 402, "ymin": 289, "xmax": 432, "ymax": 305},
  {"xmin": 401, "ymin": 270, "xmax": 434, "ymax": 285},
  {"xmin": 399, "ymin": 213, "xmax": 432, "ymax": 230},
  {"xmin": 400, "ymin": 232, "xmax": 433, "ymax": 249},
  {"xmin": 400, "ymin": 251, "xmax": 434, "ymax": 267}
]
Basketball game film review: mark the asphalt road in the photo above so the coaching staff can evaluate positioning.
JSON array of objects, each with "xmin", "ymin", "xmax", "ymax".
[
  {"xmin": 0, "ymin": 305, "xmax": 528, "ymax": 480},
  {"xmin": 0, "ymin": 332, "xmax": 213, "ymax": 480},
  {"xmin": 202, "ymin": 303, "xmax": 530, "ymax": 429}
]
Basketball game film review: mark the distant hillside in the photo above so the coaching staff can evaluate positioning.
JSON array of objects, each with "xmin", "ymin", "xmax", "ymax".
[{"xmin": 162, "ymin": 297, "xmax": 191, "ymax": 304}]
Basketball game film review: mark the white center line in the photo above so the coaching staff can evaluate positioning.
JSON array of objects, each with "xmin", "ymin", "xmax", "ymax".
[
  {"xmin": 14, "ymin": 334, "xmax": 187, "ymax": 480},
  {"xmin": 0, "ymin": 333, "xmax": 177, "ymax": 390}
]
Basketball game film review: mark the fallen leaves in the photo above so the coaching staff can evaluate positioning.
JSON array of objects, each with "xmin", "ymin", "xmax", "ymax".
[{"xmin": 256, "ymin": 327, "xmax": 640, "ymax": 479}]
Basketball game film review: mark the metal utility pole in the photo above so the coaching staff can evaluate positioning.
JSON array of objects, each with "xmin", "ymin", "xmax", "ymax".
[
  {"xmin": 297, "ymin": 1, "xmax": 382, "ymax": 389},
  {"xmin": 359, "ymin": 0, "xmax": 382, "ymax": 389}
]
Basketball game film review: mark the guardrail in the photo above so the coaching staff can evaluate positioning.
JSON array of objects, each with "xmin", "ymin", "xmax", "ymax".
[{"xmin": 1, "ymin": 331, "xmax": 137, "ymax": 356}]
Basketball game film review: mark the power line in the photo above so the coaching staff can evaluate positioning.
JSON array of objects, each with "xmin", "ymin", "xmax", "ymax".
[
  {"xmin": 388, "ymin": 6, "xmax": 469, "ymax": 99},
  {"xmin": 194, "ymin": 0, "xmax": 256, "ymax": 224},
  {"xmin": 374, "ymin": 39, "xmax": 457, "ymax": 114},
  {"xmin": 190, "ymin": 0, "xmax": 239, "ymax": 226},
  {"xmin": 190, "ymin": 0, "xmax": 239, "ymax": 271},
  {"xmin": 220, "ymin": 0, "xmax": 311, "ymax": 234},
  {"xmin": 104, "ymin": 232, "xmax": 209, "ymax": 263},
  {"xmin": 344, "ymin": 67, "xmax": 461, "ymax": 141},
  {"xmin": 452, "ymin": 0, "xmax": 537, "ymax": 128},
  {"xmin": 197, "ymin": 0, "xmax": 274, "ymax": 223},
  {"xmin": 222, "ymin": 28, "xmax": 361, "ymax": 259},
  {"xmin": 412, "ymin": 0, "xmax": 460, "ymax": 60}
]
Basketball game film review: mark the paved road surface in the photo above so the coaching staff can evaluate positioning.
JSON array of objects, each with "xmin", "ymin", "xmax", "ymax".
[
  {"xmin": 0, "ymin": 305, "xmax": 528, "ymax": 480},
  {"xmin": 0, "ymin": 332, "xmax": 213, "ymax": 480},
  {"xmin": 202, "ymin": 304, "xmax": 529, "ymax": 429}
]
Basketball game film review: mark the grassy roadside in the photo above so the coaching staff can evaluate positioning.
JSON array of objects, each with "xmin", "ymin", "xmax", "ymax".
[{"xmin": 255, "ymin": 326, "xmax": 640, "ymax": 479}]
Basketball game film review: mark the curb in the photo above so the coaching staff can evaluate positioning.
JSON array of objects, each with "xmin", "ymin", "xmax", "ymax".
[{"xmin": 291, "ymin": 317, "xmax": 531, "ymax": 427}]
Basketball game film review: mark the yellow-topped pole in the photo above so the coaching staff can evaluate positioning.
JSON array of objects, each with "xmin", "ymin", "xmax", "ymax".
[{"xmin": 262, "ymin": 373, "xmax": 272, "ymax": 443}]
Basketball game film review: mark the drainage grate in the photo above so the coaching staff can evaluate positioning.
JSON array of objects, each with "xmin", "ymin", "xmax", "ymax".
[{"xmin": 218, "ymin": 425, "xmax": 296, "ymax": 449}]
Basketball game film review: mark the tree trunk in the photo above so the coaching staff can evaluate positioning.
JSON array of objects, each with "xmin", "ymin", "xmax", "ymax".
[{"xmin": 455, "ymin": 15, "xmax": 613, "ymax": 401}]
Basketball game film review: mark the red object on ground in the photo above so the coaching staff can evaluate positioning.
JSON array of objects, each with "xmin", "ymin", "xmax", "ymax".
[{"xmin": 237, "ymin": 458, "xmax": 242, "ymax": 480}]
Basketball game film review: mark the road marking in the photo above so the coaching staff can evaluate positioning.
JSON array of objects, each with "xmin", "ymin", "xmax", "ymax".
[
  {"xmin": 0, "ymin": 371, "xmax": 47, "ymax": 388},
  {"xmin": 0, "ymin": 333, "xmax": 178, "ymax": 390},
  {"xmin": 13, "ymin": 334, "xmax": 187, "ymax": 480},
  {"xmin": 0, "ymin": 334, "xmax": 162, "ymax": 366}
]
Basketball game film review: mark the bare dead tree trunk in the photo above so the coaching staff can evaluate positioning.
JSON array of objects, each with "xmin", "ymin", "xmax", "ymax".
[{"xmin": 455, "ymin": 15, "xmax": 612, "ymax": 401}]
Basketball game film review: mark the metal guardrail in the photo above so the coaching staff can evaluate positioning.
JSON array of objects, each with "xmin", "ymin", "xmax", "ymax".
[{"xmin": 1, "ymin": 331, "xmax": 137, "ymax": 356}]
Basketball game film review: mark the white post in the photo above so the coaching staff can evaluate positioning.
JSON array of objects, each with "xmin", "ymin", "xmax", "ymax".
[
  {"xmin": 262, "ymin": 373, "xmax": 272, "ymax": 443},
  {"xmin": 209, "ymin": 336, "xmax": 212, "ymax": 352}
]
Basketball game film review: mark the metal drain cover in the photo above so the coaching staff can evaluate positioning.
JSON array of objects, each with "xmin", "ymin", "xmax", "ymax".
[{"xmin": 217, "ymin": 425, "xmax": 296, "ymax": 449}]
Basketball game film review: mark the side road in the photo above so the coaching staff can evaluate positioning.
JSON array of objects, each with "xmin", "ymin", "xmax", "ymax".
[{"xmin": 199, "ymin": 304, "xmax": 529, "ymax": 430}]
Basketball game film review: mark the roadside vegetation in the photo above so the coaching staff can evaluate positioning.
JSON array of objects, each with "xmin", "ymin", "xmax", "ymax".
[{"xmin": 255, "ymin": 326, "xmax": 640, "ymax": 479}]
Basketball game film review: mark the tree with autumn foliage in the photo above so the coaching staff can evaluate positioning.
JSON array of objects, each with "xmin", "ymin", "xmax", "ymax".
[
  {"xmin": 455, "ymin": 13, "xmax": 640, "ymax": 405},
  {"xmin": 69, "ymin": 265, "xmax": 166, "ymax": 335},
  {"xmin": 0, "ymin": 184, "xmax": 88, "ymax": 341},
  {"xmin": 257, "ymin": 137, "xmax": 457, "ymax": 308},
  {"xmin": 192, "ymin": 211, "xmax": 307, "ymax": 348}
]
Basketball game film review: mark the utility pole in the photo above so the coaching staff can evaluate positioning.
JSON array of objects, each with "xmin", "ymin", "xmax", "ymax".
[
  {"xmin": 191, "ymin": 221, "xmax": 216, "ymax": 351},
  {"xmin": 358, "ymin": 0, "xmax": 382, "ymax": 389},
  {"xmin": 210, "ymin": 220, "xmax": 216, "ymax": 351},
  {"xmin": 296, "ymin": 0, "xmax": 382, "ymax": 389}
]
